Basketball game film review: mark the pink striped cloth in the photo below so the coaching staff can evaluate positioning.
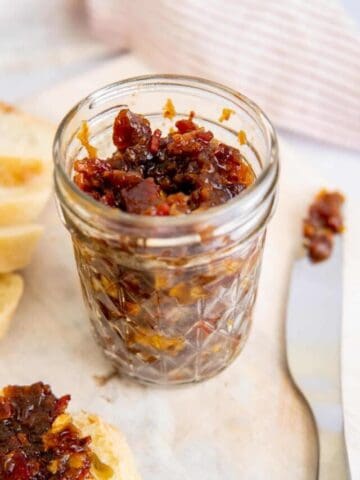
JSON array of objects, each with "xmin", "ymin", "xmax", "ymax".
[{"xmin": 85, "ymin": 0, "xmax": 360, "ymax": 151}]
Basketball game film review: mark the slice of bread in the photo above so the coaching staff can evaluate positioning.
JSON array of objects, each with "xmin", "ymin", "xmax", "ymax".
[
  {"xmin": 73, "ymin": 412, "xmax": 141, "ymax": 480},
  {"xmin": 0, "ymin": 189, "xmax": 51, "ymax": 226},
  {"xmin": 0, "ymin": 398, "xmax": 141, "ymax": 480},
  {"xmin": 0, "ymin": 224, "xmax": 43, "ymax": 273},
  {"xmin": 0, "ymin": 102, "xmax": 54, "ymax": 225},
  {"xmin": 0, "ymin": 102, "xmax": 54, "ymax": 168},
  {"xmin": 0, "ymin": 273, "xmax": 23, "ymax": 338}
]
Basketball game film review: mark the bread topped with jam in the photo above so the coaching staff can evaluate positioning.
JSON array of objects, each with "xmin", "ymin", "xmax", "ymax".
[{"xmin": 0, "ymin": 382, "xmax": 141, "ymax": 480}]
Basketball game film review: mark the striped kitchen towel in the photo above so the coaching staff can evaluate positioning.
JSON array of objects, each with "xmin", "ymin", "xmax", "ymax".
[{"xmin": 86, "ymin": 0, "xmax": 360, "ymax": 151}]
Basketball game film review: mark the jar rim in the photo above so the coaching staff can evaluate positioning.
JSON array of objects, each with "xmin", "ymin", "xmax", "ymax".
[{"xmin": 53, "ymin": 74, "xmax": 279, "ymax": 236}]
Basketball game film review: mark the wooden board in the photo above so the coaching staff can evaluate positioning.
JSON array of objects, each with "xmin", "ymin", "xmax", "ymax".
[{"xmin": 0, "ymin": 54, "xmax": 358, "ymax": 479}]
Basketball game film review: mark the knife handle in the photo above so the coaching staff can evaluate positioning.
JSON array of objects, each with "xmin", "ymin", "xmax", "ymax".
[{"xmin": 316, "ymin": 419, "xmax": 351, "ymax": 479}]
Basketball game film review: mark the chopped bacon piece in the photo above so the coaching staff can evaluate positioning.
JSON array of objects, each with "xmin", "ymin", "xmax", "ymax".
[
  {"xmin": 303, "ymin": 190, "xmax": 344, "ymax": 262},
  {"xmin": 74, "ymin": 108, "xmax": 254, "ymax": 215}
]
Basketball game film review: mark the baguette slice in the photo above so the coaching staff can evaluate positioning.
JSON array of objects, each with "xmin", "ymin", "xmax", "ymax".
[
  {"xmin": 0, "ymin": 273, "xmax": 23, "ymax": 338},
  {"xmin": 0, "ymin": 224, "xmax": 43, "ymax": 273},
  {"xmin": 0, "ymin": 102, "xmax": 54, "ymax": 225},
  {"xmin": 0, "ymin": 102, "xmax": 54, "ymax": 168},
  {"xmin": 0, "ymin": 188, "xmax": 51, "ymax": 226},
  {"xmin": 73, "ymin": 412, "xmax": 141, "ymax": 480}
]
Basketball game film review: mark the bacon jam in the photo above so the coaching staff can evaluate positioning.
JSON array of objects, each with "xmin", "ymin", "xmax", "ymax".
[
  {"xmin": 73, "ymin": 108, "xmax": 254, "ymax": 216},
  {"xmin": 0, "ymin": 383, "xmax": 92, "ymax": 480},
  {"xmin": 303, "ymin": 190, "xmax": 344, "ymax": 262},
  {"xmin": 67, "ymin": 105, "xmax": 265, "ymax": 384}
]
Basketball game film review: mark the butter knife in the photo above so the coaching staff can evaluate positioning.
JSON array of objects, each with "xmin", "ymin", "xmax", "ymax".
[{"xmin": 286, "ymin": 237, "xmax": 351, "ymax": 479}]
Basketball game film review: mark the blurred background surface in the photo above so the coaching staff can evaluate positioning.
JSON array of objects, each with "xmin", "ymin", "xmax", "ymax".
[
  {"xmin": 1, "ymin": 0, "xmax": 359, "ymax": 150},
  {"xmin": 1, "ymin": 0, "xmax": 358, "ymax": 185}
]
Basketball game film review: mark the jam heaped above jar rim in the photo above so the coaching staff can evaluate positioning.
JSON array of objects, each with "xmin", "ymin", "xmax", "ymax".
[
  {"xmin": 72, "ymin": 108, "xmax": 256, "ymax": 216},
  {"xmin": 53, "ymin": 75, "xmax": 279, "ymax": 244}
]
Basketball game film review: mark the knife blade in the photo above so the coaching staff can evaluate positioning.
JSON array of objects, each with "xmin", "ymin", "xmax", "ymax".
[{"xmin": 286, "ymin": 237, "xmax": 351, "ymax": 479}]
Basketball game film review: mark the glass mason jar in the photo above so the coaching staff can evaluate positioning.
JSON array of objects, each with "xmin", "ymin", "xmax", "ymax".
[{"xmin": 53, "ymin": 75, "xmax": 279, "ymax": 385}]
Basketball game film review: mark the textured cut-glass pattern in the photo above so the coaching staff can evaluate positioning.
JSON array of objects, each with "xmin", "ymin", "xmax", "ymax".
[{"xmin": 72, "ymin": 232, "xmax": 265, "ymax": 385}]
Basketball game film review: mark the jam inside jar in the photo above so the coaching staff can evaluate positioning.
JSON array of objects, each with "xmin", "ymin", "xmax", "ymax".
[{"xmin": 54, "ymin": 75, "xmax": 279, "ymax": 385}]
